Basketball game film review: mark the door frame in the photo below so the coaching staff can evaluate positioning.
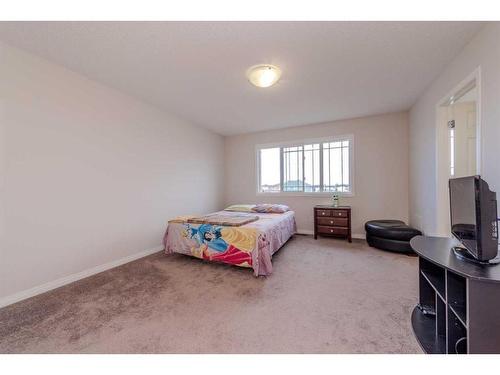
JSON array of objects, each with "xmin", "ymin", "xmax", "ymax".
[{"xmin": 434, "ymin": 66, "xmax": 482, "ymax": 236}]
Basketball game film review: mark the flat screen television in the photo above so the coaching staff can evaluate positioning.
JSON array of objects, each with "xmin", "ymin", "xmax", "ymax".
[{"xmin": 449, "ymin": 176, "xmax": 498, "ymax": 262}]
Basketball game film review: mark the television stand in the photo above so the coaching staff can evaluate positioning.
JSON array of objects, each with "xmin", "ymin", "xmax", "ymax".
[{"xmin": 410, "ymin": 236, "xmax": 500, "ymax": 354}]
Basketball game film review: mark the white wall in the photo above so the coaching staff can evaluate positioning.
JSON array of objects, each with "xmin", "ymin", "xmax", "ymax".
[
  {"xmin": 409, "ymin": 23, "xmax": 500, "ymax": 235},
  {"xmin": 224, "ymin": 112, "xmax": 409, "ymax": 237},
  {"xmin": 0, "ymin": 42, "xmax": 224, "ymax": 304}
]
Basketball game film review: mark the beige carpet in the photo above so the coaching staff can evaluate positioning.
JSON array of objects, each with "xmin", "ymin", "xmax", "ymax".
[{"xmin": 0, "ymin": 235, "xmax": 421, "ymax": 353}]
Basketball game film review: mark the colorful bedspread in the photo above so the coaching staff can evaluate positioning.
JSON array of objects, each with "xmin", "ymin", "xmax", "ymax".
[{"xmin": 163, "ymin": 210, "xmax": 296, "ymax": 276}]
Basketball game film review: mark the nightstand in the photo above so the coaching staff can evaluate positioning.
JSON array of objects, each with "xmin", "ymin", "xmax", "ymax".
[{"xmin": 314, "ymin": 205, "xmax": 352, "ymax": 242}]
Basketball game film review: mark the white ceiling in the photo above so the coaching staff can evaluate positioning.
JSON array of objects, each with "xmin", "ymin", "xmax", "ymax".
[{"xmin": 0, "ymin": 22, "xmax": 484, "ymax": 135}]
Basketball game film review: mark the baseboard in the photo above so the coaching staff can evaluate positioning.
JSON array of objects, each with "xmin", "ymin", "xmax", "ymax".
[
  {"xmin": 296, "ymin": 229, "xmax": 366, "ymax": 240},
  {"xmin": 0, "ymin": 245, "xmax": 163, "ymax": 309},
  {"xmin": 296, "ymin": 229, "xmax": 314, "ymax": 235}
]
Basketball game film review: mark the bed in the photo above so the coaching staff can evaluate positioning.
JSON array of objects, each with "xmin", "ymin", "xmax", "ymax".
[{"xmin": 163, "ymin": 209, "xmax": 296, "ymax": 276}]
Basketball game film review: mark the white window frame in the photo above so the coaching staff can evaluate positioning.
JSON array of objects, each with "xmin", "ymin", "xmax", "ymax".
[{"xmin": 255, "ymin": 134, "xmax": 355, "ymax": 197}]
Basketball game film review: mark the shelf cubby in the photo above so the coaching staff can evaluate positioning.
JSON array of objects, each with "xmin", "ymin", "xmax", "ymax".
[
  {"xmin": 448, "ymin": 306, "xmax": 468, "ymax": 354},
  {"xmin": 420, "ymin": 258, "xmax": 446, "ymax": 301},
  {"xmin": 413, "ymin": 258, "xmax": 448, "ymax": 354},
  {"xmin": 446, "ymin": 271, "xmax": 467, "ymax": 326},
  {"xmin": 411, "ymin": 307, "xmax": 446, "ymax": 354},
  {"xmin": 436, "ymin": 296, "xmax": 447, "ymax": 338}
]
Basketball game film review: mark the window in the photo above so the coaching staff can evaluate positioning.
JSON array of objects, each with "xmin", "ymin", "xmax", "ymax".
[
  {"xmin": 259, "ymin": 147, "xmax": 281, "ymax": 192},
  {"xmin": 257, "ymin": 136, "xmax": 353, "ymax": 195}
]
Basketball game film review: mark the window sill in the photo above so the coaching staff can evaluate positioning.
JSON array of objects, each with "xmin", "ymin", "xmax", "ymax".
[{"xmin": 256, "ymin": 192, "xmax": 355, "ymax": 198}]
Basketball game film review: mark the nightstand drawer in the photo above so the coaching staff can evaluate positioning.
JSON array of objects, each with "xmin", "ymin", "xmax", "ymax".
[
  {"xmin": 317, "ymin": 217, "xmax": 349, "ymax": 227},
  {"xmin": 316, "ymin": 209, "xmax": 331, "ymax": 217},
  {"xmin": 317, "ymin": 226, "xmax": 348, "ymax": 236},
  {"xmin": 331, "ymin": 209, "xmax": 348, "ymax": 218}
]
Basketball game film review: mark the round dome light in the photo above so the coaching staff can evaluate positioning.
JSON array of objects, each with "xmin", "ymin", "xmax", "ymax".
[{"xmin": 246, "ymin": 64, "xmax": 282, "ymax": 88}]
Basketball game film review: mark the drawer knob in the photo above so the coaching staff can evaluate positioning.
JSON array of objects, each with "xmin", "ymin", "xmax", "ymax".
[
  {"xmin": 330, "ymin": 220, "xmax": 334, "ymax": 224},
  {"xmin": 330, "ymin": 229, "xmax": 334, "ymax": 233},
  {"xmin": 322, "ymin": 212, "xmax": 325, "ymax": 215},
  {"xmin": 338, "ymin": 213, "xmax": 342, "ymax": 216}
]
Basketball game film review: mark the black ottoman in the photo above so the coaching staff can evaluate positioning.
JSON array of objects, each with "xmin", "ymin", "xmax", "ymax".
[{"xmin": 365, "ymin": 220, "xmax": 422, "ymax": 254}]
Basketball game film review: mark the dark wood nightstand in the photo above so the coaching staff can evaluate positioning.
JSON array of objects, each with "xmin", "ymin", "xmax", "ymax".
[{"xmin": 314, "ymin": 205, "xmax": 352, "ymax": 242}]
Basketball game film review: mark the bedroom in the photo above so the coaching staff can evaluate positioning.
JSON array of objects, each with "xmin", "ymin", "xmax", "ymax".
[{"xmin": 1, "ymin": 1, "xmax": 500, "ymax": 372}]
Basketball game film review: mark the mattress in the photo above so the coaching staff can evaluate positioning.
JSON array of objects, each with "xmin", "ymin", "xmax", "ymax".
[{"xmin": 163, "ymin": 210, "xmax": 296, "ymax": 276}]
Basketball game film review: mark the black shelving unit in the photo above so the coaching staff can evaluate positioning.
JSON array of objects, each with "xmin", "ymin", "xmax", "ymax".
[{"xmin": 411, "ymin": 236, "xmax": 500, "ymax": 354}]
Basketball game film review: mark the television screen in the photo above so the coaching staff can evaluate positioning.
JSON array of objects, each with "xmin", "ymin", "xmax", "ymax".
[
  {"xmin": 450, "ymin": 177, "xmax": 478, "ymax": 255},
  {"xmin": 449, "ymin": 176, "xmax": 498, "ymax": 262}
]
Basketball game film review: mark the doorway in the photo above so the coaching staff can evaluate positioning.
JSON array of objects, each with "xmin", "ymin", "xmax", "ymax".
[{"xmin": 435, "ymin": 68, "xmax": 481, "ymax": 236}]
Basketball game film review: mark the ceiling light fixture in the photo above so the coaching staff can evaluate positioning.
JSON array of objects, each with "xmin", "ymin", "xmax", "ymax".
[{"xmin": 246, "ymin": 64, "xmax": 282, "ymax": 88}]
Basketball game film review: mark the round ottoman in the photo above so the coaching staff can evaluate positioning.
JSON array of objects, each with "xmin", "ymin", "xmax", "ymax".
[{"xmin": 365, "ymin": 220, "xmax": 422, "ymax": 254}]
